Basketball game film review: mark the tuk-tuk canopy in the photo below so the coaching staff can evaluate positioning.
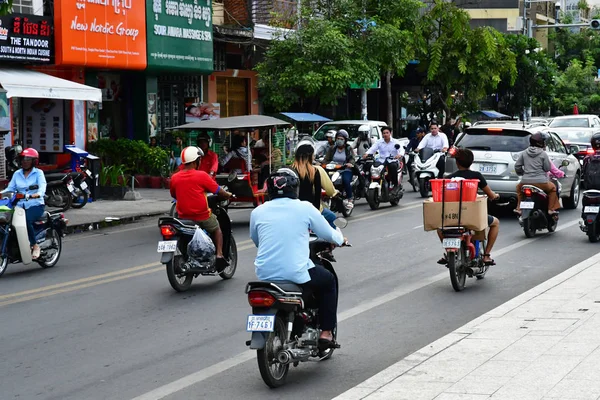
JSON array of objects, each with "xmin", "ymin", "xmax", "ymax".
[
  {"xmin": 278, "ymin": 112, "xmax": 332, "ymax": 123},
  {"xmin": 169, "ymin": 115, "xmax": 291, "ymax": 130}
]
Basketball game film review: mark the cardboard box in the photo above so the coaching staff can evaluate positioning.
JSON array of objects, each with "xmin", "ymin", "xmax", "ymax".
[{"xmin": 423, "ymin": 196, "xmax": 488, "ymax": 232}]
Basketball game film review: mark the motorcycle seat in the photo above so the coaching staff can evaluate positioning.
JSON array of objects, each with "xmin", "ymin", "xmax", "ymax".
[
  {"xmin": 247, "ymin": 281, "xmax": 303, "ymax": 294},
  {"xmin": 34, "ymin": 211, "xmax": 51, "ymax": 225}
]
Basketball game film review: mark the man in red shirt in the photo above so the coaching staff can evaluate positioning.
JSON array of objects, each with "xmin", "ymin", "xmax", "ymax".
[
  {"xmin": 197, "ymin": 133, "xmax": 219, "ymax": 179},
  {"xmin": 170, "ymin": 146, "xmax": 232, "ymax": 269}
]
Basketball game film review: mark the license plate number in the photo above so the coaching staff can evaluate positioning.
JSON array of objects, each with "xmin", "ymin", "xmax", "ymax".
[
  {"xmin": 521, "ymin": 201, "xmax": 534, "ymax": 209},
  {"xmin": 80, "ymin": 181, "xmax": 88, "ymax": 190},
  {"xmin": 479, "ymin": 164, "xmax": 497, "ymax": 174},
  {"xmin": 585, "ymin": 206, "xmax": 600, "ymax": 213},
  {"xmin": 442, "ymin": 238, "xmax": 461, "ymax": 249},
  {"xmin": 67, "ymin": 183, "xmax": 75, "ymax": 193},
  {"xmin": 157, "ymin": 240, "xmax": 177, "ymax": 252},
  {"xmin": 247, "ymin": 315, "xmax": 275, "ymax": 332},
  {"xmin": 85, "ymin": 169, "xmax": 93, "ymax": 177}
]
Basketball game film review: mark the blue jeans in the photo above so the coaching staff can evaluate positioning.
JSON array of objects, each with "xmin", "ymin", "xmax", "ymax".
[
  {"xmin": 25, "ymin": 205, "xmax": 45, "ymax": 246},
  {"xmin": 341, "ymin": 170, "xmax": 353, "ymax": 199},
  {"xmin": 321, "ymin": 208, "xmax": 337, "ymax": 228}
]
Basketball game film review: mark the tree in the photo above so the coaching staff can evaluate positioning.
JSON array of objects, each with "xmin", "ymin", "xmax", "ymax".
[
  {"xmin": 553, "ymin": 57, "xmax": 600, "ymax": 113},
  {"xmin": 551, "ymin": 25, "xmax": 600, "ymax": 71},
  {"xmin": 495, "ymin": 35, "xmax": 557, "ymax": 116},
  {"xmin": 415, "ymin": 0, "xmax": 517, "ymax": 119}
]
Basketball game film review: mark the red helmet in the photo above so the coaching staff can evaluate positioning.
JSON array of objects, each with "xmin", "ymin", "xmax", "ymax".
[{"xmin": 20, "ymin": 148, "xmax": 39, "ymax": 159}]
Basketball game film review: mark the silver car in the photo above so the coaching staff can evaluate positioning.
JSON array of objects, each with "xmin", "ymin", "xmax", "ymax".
[{"xmin": 444, "ymin": 124, "xmax": 581, "ymax": 209}]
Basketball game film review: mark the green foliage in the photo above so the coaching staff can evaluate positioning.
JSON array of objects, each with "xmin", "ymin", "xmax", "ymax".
[
  {"xmin": 87, "ymin": 139, "xmax": 153, "ymax": 175},
  {"xmin": 553, "ymin": 57, "xmax": 599, "ymax": 113},
  {"xmin": 99, "ymin": 165, "xmax": 127, "ymax": 187},
  {"xmin": 0, "ymin": 1, "xmax": 12, "ymax": 16},
  {"xmin": 551, "ymin": 26, "xmax": 600, "ymax": 71},
  {"xmin": 145, "ymin": 146, "xmax": 170, "ymax": 177}
]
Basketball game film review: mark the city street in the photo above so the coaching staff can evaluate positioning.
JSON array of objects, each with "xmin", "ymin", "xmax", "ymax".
[{"xmin": 1, "ymin": 191, "xmax": 597, "ymax": 400}]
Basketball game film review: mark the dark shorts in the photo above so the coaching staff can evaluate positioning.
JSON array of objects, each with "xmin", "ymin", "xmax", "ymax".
[{"xmin": 488, "ymin": 215, "xmax": 495, "ymax": 226}]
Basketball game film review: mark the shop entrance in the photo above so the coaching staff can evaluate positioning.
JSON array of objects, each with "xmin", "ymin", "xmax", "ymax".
[{"xmin": 217, "ymin": 77, "xmax": 248, "ymax": 117}]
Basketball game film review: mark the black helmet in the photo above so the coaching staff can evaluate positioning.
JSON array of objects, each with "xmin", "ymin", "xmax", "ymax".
[
  {"xmin": 267, "ymin": 168, "xmax": 299, "ymax": 200},
  {"xmin": 529, "ymin": 132, "xmax": 548, "ymax": 148},
  {"xmin": 592, "ymin": 132, "xmax": 600, "ymax": 150}
]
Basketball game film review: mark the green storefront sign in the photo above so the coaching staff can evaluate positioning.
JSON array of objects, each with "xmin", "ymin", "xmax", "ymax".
[{"xmin": 146, "ymin": 0, "xmax": 214, "ymax": 72}]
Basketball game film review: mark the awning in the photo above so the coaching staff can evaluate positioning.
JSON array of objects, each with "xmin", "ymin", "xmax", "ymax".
[
  {"xmin": 0, "ymin": 68, "xmax": 102, "ymax": 103},
  {"xmin": 170, "ymin": 115, "xmax": 291, "ymax": 130},
  {"xmin": 279, "ymin": 112, "xmax": 332, "ymax": 123},
  {"xmin": 253, "ymin": 24, "xmax": 294, "ymax": 41},
  {"xmin": 480, "ymin": 110, "xmax": 510, "ymax": 119}
]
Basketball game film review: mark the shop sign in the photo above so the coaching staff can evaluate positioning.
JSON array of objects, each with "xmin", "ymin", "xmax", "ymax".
[
  {"xmin": 0, "ymin": 14, "xmax": 54, "ymax": 64},
  {"xmin": 55, "ymin": 0, "xmax": 147, "ymax": 69},
  {"xmin": 22, "ymin": 98, "xmax": 64, "ymax": 153},
  {"xmin": 146, "ymin": 0, "xmax": 213, "ymax": 72}
]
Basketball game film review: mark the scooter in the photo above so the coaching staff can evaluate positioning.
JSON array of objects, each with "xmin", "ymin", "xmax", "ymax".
[
  {"xmin": 157, "ymin": 194, "xmax": 237, "ymax": 292},
  {"xmin": 0, "ymin": 185, "xmax": 67, "ymax": 277},
  {"xmin": 366, "ymin": 155, "xmax": 404, "ymax": 210},
  {"xmin": 414, "ymin": 148, "xmax": 445, "ymax": 198},
  {"xmin": 579, "ymin": 189, "xmax": 600, "ymax": 242},
  {"xmin": 322, "ymin": 163, "xmax": 360, "ymax": 218},
  {"xmin": 519, "ymin": 177, "xmax": 562, "ymax": 238}
]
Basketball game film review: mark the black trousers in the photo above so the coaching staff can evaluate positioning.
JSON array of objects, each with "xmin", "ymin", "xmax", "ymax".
[
  {"xmin": 436, "ymin": 155, "xmax": 446, "ymax": 178},
  {"xmin": 385, "ymin": 160, "xmax": 399, "ymax": 186},
  {"xmin": 301, "ymin": 264, "xmax": 337, "ymax": 331}
]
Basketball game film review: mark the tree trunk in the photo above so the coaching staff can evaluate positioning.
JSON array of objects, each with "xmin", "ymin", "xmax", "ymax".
[{"xmin": 386, "ymin": 70, "xmax": 393, "ymax": 127}]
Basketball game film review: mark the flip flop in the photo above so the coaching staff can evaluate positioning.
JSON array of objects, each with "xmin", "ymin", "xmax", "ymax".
[
  {"xmin": 215, "ymin": 257, "xmax": 230, "ymax": 272},
  {"xmin": 483, "ymin": 254, "xmax": 496, "ymax": 266},
  {"xmin": 318, "ymin": 338, "xmax": 340, "ymax": 350}
]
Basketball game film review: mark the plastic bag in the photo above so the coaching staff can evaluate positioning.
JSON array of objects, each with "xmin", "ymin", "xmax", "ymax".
[{"xmin": 186, "ymin": 227, "xmax": 216, "ymax": 270}]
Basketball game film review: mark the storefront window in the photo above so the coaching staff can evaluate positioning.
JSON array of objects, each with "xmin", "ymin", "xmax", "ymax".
[
  {"xmin": 97, "ymin": 73, "xmax": 127, "ymax": 139},
  {"xmin": 157, "ymin": 75, "xmax": 202, "ymax": 134}
]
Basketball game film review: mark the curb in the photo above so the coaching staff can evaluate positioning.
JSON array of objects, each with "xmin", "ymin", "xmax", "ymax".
[{"xmin": 65, "ymin": 211, "xmax": 167, "ymax": 235}]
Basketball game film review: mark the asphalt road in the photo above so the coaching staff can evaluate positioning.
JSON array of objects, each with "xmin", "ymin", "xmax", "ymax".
[{"xmin": 1, "ymin": 190, "xmax": 597, "ymax": 400}]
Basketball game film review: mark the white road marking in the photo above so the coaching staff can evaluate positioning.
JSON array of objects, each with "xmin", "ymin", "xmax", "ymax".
[
  {"xmin": 131, "ymin": 218, "xmax": 580, "ymax": 400},
  {"xmin": 413, "ymin": 224, "xmax": 424, "ymax": 229}
]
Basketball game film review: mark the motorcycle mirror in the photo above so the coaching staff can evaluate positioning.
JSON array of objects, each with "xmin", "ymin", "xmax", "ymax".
[
  {"xmin": 561, "ymin": 159, "xmax": 570, "ymax": 167},
  {"xmin": 334, "ymin": 217, "xmax": 348, "ymax": 229},
  {"xmin": 28, "ymin": 185, "xmax": 39, "ymax": 190},
  {"xmin": 395, "ymin": 144, "xmax": 400, "ymax": 149}
]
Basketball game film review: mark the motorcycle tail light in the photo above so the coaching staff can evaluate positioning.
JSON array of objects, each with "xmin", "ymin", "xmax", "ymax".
[
  {"xmin": 523, "ymin": 188, "xmax": 532, "ymax": 197},
  {"xmin": 160, "ymin": 224, "xmax": 176, "ymax": 240},
  {"xmin": 248, "ymin": 291, "xmax": 276, "ymax": 307},
  {"xmin": 448, "ymin": 147, "xmax": 457, "ymax": 157}
]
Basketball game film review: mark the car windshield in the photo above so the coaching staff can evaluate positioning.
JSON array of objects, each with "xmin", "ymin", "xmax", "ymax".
[
  {"xmin": 552, "ymin": 130, "xmax": 594, "ymax": 143},
  {"xmin": 455, "ymin": 128, "xmax": 530, "ymax": 152},
  {"xmin": 314, "ymin": 124, "xmax": 367, "ymax": 141},
  {"xmin": 549, "ymin": 118, "xmax": 589, "ymax": 128}
]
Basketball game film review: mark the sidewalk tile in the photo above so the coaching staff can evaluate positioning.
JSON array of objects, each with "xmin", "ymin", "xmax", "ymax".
[
  {"xmin": 565, "ymin": 350, "xmax": 600, "ymax": 381},
  {"xmin": 545, "ymin": 341, "xmax": 599, "ymax": 357},
  {"xmin": 431, "ymin": 339, "xmax": 514, "ymax": 363},
  {"xmin": 364, "ymin": 380, "xmax": 452, "ymax": 400},
  {"xmin": 402, "ymin": 359, "xmax": 482, "ymax": 383},
  {"xmin": 492, "ymin": 335, "xmax": 562, "ymax": 362},
  {"xmin": 469, "ymin": 360, "xmax": 530, "ymax": 378},
  {"xmin": 435, "ymin": 394, "xmax": 490, "ymax": 400},
  {"xmin": 334, "ymin": 387, "xmax": 375, "ymax": 400},
  {"xmin": 523, "ymin": 318, "xmax": 580, "ymax": 332},
  {"xmin": 544, "ymin": 379, "xmax": 600, "ymax": 399},
  {"xmin": 445, "ymin": 375, "xmax": 511, "ymax": 395},
  {"xmin": 467, "ymin": 328, "xmax": 529, "ymax": 341}
]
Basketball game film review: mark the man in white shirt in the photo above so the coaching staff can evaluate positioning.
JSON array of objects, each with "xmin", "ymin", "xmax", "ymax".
[
  {"xmin": 364, "ymin": 126, "xmax": 404, "ymax": 188},
  {"xmin": 415, "ymin": 122, "xmax": 449, "ymax": 178}
]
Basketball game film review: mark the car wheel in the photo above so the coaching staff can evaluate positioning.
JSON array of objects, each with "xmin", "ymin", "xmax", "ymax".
[{"xmin": 563, "ymin": 172, "xmax": 580, "ymax": 210}]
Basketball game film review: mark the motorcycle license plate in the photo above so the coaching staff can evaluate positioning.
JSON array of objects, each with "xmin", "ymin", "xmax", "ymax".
[
  {"xmin": 585, "ymin": 206, "xmax": 600, "ymax": 213},
  {"xmin": 80, "ymin": 181, "xmax": 88, "ymax": 190},
  {"xmin": 521, "ymin": 202, "xmax": 534, "ymax": 209},
  {"xmin": 442, "ymin": 238, "xmax": 461, "ymax": 249},
  {"xmin": 85, "ymin": 169, "xmax": 93, "ymax": 177},
  {"xmin": 67, "ymin": 182, "xmax": 75, "ymax": 193},
  {"xmin": 247, "ymin": 315, "xmax": 275, "ymax": 332},
  {"xmin": 157, "ymin": 240, "xmax": 177, "ymax": 252}
]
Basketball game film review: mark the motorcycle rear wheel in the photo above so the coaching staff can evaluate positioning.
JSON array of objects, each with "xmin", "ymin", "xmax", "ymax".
[
  {"xmin": 38, "ymin": 230, "xmax": 62, "ymax": 268},
  {"xmin": 166, "ymin": 255, "xmax": 193, "ymax": 292},
  {"xmin": 523, "ymin": 217, "xmax": 536, "ymax": 238},
  {"xmin": 71, "ymin": 188, "xmax": 88, "ymax": 209},
  {"xmin": 589, "ymin": 223, "xmax": 600, "ymax": 243},
  {"xmin": 257, "ymin": 315, "xmax": 289, "ymax": 388},
  {"xmin": 448, "ymin": 247, "xmax": 467, "ymax": 292},
  {"xmin": 219, "ymin": 236, "xmax": 237, "ymax": 279}
]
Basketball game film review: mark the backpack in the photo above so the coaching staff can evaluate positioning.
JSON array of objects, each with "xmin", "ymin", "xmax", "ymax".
[{"xmin": 584, "ymin": 156, "xmax": 600, "ymax": 190}]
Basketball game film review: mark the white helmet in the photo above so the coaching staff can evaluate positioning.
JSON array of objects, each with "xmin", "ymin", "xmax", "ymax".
[
  {"xmin": 181, "ymin": 146, "xmax": 204, "ymax": 164},
  {"xmin": 326, "ymin": 130, "xmax": 337, "ymax": 139}
]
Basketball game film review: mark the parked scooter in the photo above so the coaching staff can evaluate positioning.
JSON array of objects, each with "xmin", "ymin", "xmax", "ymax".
[
  {"xmin": 69, "ymin": 167, "xmax": 93, "ymax": 209},
  {"xmin": 245, "ymin": 219, "xmax": 350, "ymax": 388},
  {"xmin": 0, "ymin": 185, "xmax": 67, "ymax": 277},
  {"xmin": 365, "ymin": 155, "xmax": 404, "ymax": 210},
  {"xmin": 157, "ymin": 195, "xmax": 237, "ymax": 292},
  {"xmin": 519, "ymin": 177, "xmax": 562, "ymax": 238},
  {"xmin": 414, "ymin": 148, "xmax": 445, "ymax": 198},
  {"xmin": 579, "ymin": 190, "xmax": 600, "ymax": 242}
]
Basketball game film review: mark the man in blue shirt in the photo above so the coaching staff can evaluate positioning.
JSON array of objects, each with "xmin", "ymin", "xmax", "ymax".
[
  {"xmin": 250, "ymin": 168, "xmax": 345, "ymax": 346},
  {"xmin": 2, "ymin": 148, "xmax": 46, "ymax": 259}
]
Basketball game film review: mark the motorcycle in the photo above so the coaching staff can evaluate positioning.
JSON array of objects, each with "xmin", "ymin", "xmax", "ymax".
[
  {"xmin": 404, "ymin": 148, "xmax": 418, "ymax": 192},
  {"xmin": 440, "ymin": 227, "xmax": 489, "ymax": 292},
  {"xmin": 414, "ymin": 148, "xmax": 445, "ymax": 198},
  {"xmin": 0, "ymin": 185, "xmax": 67, "ymax": 277},
  {"xmin": 519, "ymin": 177, "xmax": 562, "ymax": 238},
  {"xmin": 69, "ymin": 167, "xmax": 93, "ymax": 209},
  {"xmin": 366, "ymin": 155, "xmax": 404, "ymax": 210},
  {"xmin": 579, "ymin": 189, "xmax": 600, "ymax": 242},
  {"xmin": 157, "ymin": 195, "xmax": 237, "ymax": 292},
  {"xmin": 245, "ymin": 219, "xmax": 350, "ymax": 388},
  {"xmin": 322, "ymin": 162, "xmax": 360, "ymax": 218}
]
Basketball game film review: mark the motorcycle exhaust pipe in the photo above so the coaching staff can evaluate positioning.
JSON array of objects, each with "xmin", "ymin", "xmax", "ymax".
[
  {"xmin": 277, "ymin": 350, "xmax": 292, "ymax": 364},
  {"xmin": 277, "ymin": 348, "xmax": 311, "ymax": 364}
]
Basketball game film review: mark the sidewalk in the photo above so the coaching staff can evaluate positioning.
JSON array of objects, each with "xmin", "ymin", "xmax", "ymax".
[
  {"xmin": 62, "ymin": 188, "xmax": 172, "ymax": 233},
  {"xmin": 335, "ymin": 252, "xmax": 600, "ymax": 400}
]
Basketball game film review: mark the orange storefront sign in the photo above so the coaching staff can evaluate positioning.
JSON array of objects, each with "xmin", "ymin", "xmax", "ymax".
[{"xmin": 55, "ymin": 0, "xmax": 147, "ymax": 69}]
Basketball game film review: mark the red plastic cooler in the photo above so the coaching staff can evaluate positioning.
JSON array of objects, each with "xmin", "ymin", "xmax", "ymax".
[{"xmin": 431, "ymin": 179, "xmax": 479, "ymax": 202}]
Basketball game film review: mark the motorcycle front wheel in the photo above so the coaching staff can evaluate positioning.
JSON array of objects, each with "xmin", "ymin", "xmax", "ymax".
[
  {"xmin": 448, "ymin": 246, "xmax": 467, "ymax": 292},
  {"xmin": 257, "ymin": 315, "xmax": 289, "ymax": 388},
  {"xmin": 367, "ymin": 189, "xmax": 380, "ymax": 210},
  {"xmin": 166, "ymin": 255, "xmax": 193, "ymax": 292},
  {"xmin": 419, "ymin": 178, "xmax": 429, "ymax": 198}
]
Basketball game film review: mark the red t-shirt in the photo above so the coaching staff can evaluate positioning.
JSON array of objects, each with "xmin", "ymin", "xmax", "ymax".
[
  {"xmin": 170, "ymin": 169, "xmax": 219, "ymax": 221},
  {"xmin": 175, "ymin": 150, "xmax": 218, "ymax": 181}
]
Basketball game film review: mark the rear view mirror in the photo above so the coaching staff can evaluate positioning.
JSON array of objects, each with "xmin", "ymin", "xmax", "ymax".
[
  {"xmin": 569, "ymin": 145, "xmax": 580, "ymax": 154},
  {"xmin": 394, "ymin": 144, "xmax": 400, "ymax": 149},
  {"xmin": 561, "ymin": 159, "xmax": 570, "ymax": 167},
  {"xmin": 334, "ymin": 217, "xmax": 348, "ymax": 229}
]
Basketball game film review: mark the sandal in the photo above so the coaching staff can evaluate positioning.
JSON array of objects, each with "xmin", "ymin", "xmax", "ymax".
[
  {"xmin": 437, "ymin": 255, "xmax": 448, "ymax": 265},
  {"xmin": 483, "ymin": 254, "xmax": 496, "ymax": 266},
  {"xmin": 318, "ymin": 338, "xmax": 341, "ymax": 350},
  {"xmin": 513, "ymin": 209, "xmax": 522, "ymax": 216}
]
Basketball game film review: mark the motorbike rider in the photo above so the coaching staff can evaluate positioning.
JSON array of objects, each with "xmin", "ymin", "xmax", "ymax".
[
  {"xmin": 582, "ymin": 132, "xmax": 600, "ymax": 185},
  {"xmin": 514, "ymin": 132, "xmax": 560, "ymax": 215},
  {"xmin": 249, "ymin": 168, "xmax": 345, "ymax": 347},
  {"xmin": 324, "ymin": 129, "xmax": 356, "ymax": 208},
  {"xmin": 317, "ymin": 130, "xmax": 337, "ymax": 159},
  {"xmin": 437, "ymin": 149, "xmax": 500, "ymax": 266},
  {"xmin": 363, "ymin": 126, "xmax": 404, "ymax": 190},
  {"xmin": 170, "ymin": 146, "xmax": 233, "ymax": 270},
  {"xmin": 351, "ymin": 126, "xmax": 373, "ymax": 157},
  {"xmin": 1, "ymin": 148, "xmax": 46, "ymax": 259},
  {"xmin": 196, "ymin": 133, "xmax": 219, "ymax": 179},
  {"xmin": 415, "ymin": 122, "xmax": 449, "ymax": 178},
  {"xmin": 292, "ymin": 142, "xmax": 339, "ymax": 228}
]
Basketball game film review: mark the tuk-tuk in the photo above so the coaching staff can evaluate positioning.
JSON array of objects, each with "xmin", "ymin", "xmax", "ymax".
[{"xmin": 169, "ymin": 115, "xmax": 291, "ymax": 208}]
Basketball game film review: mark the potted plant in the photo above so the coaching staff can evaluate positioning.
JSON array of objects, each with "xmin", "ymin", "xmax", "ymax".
[
  {"xmin": 98, "ymin": 164, "xmax": 128, "ymax": 199},
  {"xmin": 147, "ymin": 147, "xmax": 169, "ymax": 189}
]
